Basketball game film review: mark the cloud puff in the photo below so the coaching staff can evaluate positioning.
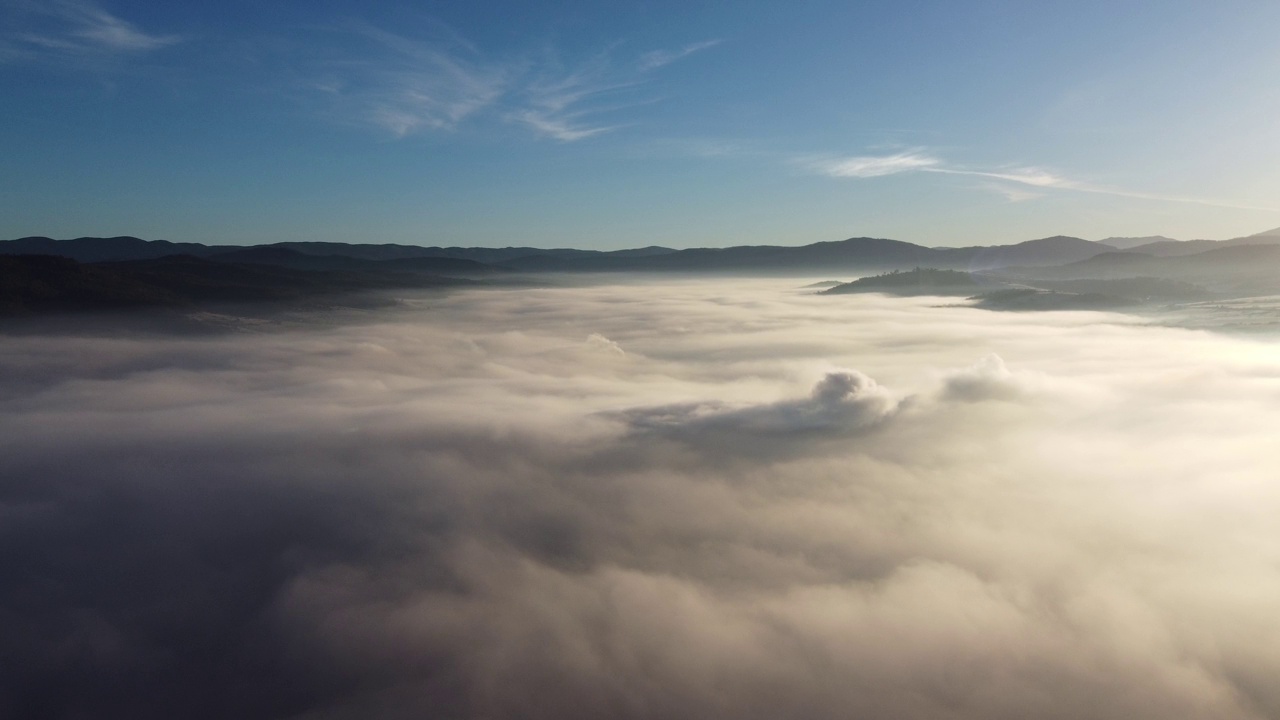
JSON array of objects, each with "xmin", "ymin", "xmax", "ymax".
[
  {"xmin": 939, "ymin": 353, "xmax": 1025, "ymax": 402},
  {"xmin": 585, "ymin": 332, "xmax": 625, "ymax": 355},
  {"xmin": 3, "ymin": 278, "xmax": 1280, "ymax": 719}
]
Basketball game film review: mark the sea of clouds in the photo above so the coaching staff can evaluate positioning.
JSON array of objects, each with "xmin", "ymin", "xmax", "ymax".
[{"xmin": 4, "ymin": 277, "xmax": 1280, "ymax": 719}]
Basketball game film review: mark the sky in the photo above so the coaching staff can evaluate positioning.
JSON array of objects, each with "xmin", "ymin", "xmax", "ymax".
[{"xmin": 2, "ymin": 0, "xmax": 1279, "ymax": 248}]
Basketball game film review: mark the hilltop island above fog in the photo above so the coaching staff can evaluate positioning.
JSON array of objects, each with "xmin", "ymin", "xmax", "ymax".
[
  {"xmin": 2, "ymin": 227, "xmax": 1280, "ymax": 317},
  {"xmin": 821, "ymin": 268, "xmax": 988, "ymax": 296}
]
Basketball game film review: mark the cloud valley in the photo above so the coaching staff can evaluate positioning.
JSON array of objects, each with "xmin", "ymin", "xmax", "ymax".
[{"xmin": 4, "ymin": 278, "xmax": 1280, "ymax": 719}]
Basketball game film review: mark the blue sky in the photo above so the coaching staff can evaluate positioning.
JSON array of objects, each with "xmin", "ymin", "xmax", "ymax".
[{"xmin": 2, "ymin": 0, "xmax": 1279, "ymax": 248}]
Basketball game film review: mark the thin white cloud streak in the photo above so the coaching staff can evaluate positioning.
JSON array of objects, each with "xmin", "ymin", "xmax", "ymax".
[
  {"xmin": 927, "ymin": 166, "xmax": 1280, "ymax": 213},
  {"xmin": 638, "ymin": 38, "xmax": 723, "ymax": 71},
  {"xmin": 3, "ymin": 0, "xmax": 178, "ymax": 57},
  {"xmin": 808, "ymin": 150, "xmax": 941, "ymax": 178},
  {"xmin": 811, "ymin": 149, "xmax": 1280, "ymax": 213},
  {"xmin": 979, "ymin": 182, "xmax": 1044, "ymax": 203},
  {"xmin": 510, "ymin": 110, "xmax": 616, "ymax": 142}
]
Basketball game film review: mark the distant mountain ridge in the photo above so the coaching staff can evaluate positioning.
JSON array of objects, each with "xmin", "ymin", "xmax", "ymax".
[
  {"xmin": 1100, "ymin": 226, "xmax": 1280, "ymax": 256},
  {"xmin": 9, "ymin": 224, "xmax": 1280, "ymax": 317},
  {"xmin": 0, "ymin": 234, "xmax": 1118, "ymax": 273},
  {"xmin": 3, "ymin": 236, "xmax": 229, "ymax": 262},
  {"xmin": 5, "ymin": 225, "xmax": 1280, "ymax": 277},
  {"xmin": 993, "ymin": 243, "xmax": 1280, "ymax": 297}
]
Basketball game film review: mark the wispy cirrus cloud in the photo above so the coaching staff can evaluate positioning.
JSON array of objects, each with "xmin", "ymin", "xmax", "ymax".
[
  {"xmin": 806, "ymin": 150, "xmax": 941, "ymax": 178},
  {"xmin": 303, "ymin": 21, "xmax": 510, "ymax": 138},
  {"xmin": 307, "ymin": 25, "xmax": 720, "ymax": 142},
  {"xmin": 931, "ymin": 165, "xmax": 1280, "ymax": 212},
  {"xmin": 508, "ymin": 48, "xmax": 636, "ymax": 142},
  {"xmin": 808, "ymin": 149, "xmax": 1280, "ymax": 212},
  {"xmin": 509, "ymin": 39, "xmax": 719, "ymax": 142},
  {"xmin": 510, "ymin": 109, "xmax": 617, "ymax": 142},
  {"xmin": 1, "ymin": 0, "xmax": 179, "ymax": 61},
  {"xmin": 637, "ymin": 39, "xmax": 722, "ymax": 72},
  {"xmin": 978, "ymin": 182, "xmax": 1044, "ymax": 203}
]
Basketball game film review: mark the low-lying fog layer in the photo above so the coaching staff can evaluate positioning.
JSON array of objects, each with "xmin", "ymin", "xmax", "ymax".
[{"xmin": 5, "ymin": 278, "xmax": 1280, "ymax": 719}]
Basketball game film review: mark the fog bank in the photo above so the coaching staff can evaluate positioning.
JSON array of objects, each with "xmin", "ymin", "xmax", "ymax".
[{"xmin": 4, "ymin": 279, "xmax": 1280, "ymax": 719}]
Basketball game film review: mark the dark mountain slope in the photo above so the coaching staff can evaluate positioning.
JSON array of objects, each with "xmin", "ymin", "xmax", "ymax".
[
  {"xmin": 933, "ymin": 236, "xmax": 1111, "ymax": 271},
  {"xmin": 0, "ymin": 255, "xmax": 472, "ymax": 316},
  {"xmin": 1125, "ymin": 240, "xmax": 1221, "ymax": 257},
  {"xmin": 207, "ymin": 246, "xmax": 505, "ymax": 276},
  {"xmin": 1, "ymin": 236, "xmax": 232, "ymax": 262},
  {"xmin": 1, "ymin": 255, "xmax": 182, "ymax": 313}
]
